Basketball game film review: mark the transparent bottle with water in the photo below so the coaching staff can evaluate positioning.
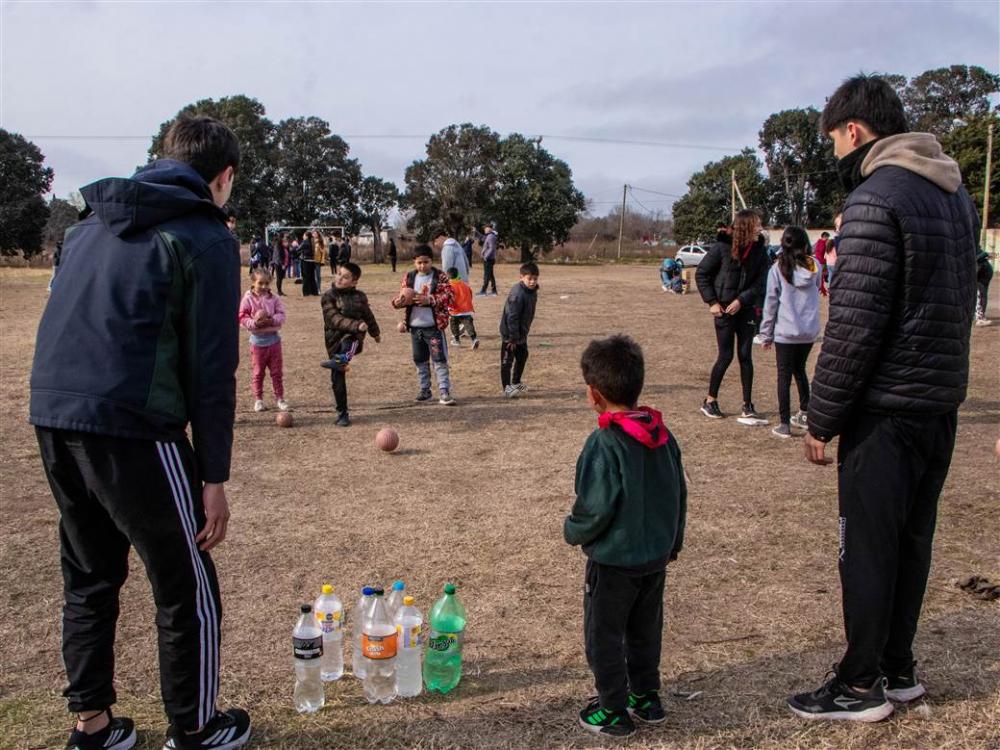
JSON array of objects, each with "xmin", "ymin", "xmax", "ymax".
[
  {"xmin": 386, "ymin": 580, "xmax": 406, "ymax": 618},
  {"xmin": 292, "ymin": 604, "xmax": 325, "ymax": 713},
  {"xmin": 394, "ymin": 595, "xmax": 423, "ymax": 698},
  {"xmin": 424, "ymin": 583, "xmax": 467, "ymax": 694},
  {"xmin": 313, "ymin": 584, "xmax": 344, "ymax": 681},
  {"xmin": 362, "ymin": 590, "xmax": 397, "ymax": 704},
  {"xmin": 352, "ymin": 587, "xmax": 374, "ymax": 679}
]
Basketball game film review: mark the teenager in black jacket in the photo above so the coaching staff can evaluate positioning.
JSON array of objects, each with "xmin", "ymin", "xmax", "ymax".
[{"xmin": 695, "ymin": 211, "xmax": 769, "ymax": 420}]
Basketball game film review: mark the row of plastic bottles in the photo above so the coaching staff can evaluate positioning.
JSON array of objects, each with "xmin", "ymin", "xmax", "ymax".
[{"xmin": 291, "ymin": 581, "xmax": 467, "ymax": 712}]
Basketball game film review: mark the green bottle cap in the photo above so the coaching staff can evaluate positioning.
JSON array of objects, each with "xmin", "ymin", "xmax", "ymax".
[{"xmin": 444, "ymin": 583, "xmax": 456, "ymax": 595}]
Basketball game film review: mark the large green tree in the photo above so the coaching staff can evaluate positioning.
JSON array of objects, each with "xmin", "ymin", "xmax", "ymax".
[
  {"xmin": 492, "ymin": 135, "xmax": 586, "ymax": 262},
  {"xmin": 672, "ymin": 149, "xmax": 770, "ymax": 243},
  {"xmin": 356, "ymin": 176, "xmax": 400, "ymax": 263},
  {"xmin": 941, "ymin": 112, "xmax": 1000, "ymax": 229},
  {"xmin": 402, "ymin": 124, "xmax": 501, "ymax": 238},
  {"xmin": 903, "ymin": 65, "xmax": 999, "ymax": 137},
  {"xmin": 0, "ymin": 129, "xmax": 53, "ymax": 257},
  {"xmin": 43, "ymin": 197, "xmax": 80, "ymax": 246}
]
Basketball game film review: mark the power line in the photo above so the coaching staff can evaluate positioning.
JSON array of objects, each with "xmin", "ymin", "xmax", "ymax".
[{"xmin": 629, "ymin": 185, "xmax": 685, "ymax": 199}]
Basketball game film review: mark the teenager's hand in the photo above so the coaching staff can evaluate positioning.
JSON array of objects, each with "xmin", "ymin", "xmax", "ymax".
[
  {"xmin": 196, "ymin": 483, "xmax": 231, "ymax": 551},
  {"xmin": 359, "ymin": 322, "xmax": 368, "ymax": 332},
  {"xmin": 804, "ymin": 433, "xmax": 832, "ymax": 466},
  {"xmin": 762, "ymin": 341, "xmax": 772, "ymax": 351},
  {"xmin": 725, "ymin": 299, "xmax": 742, "ymax": 315},
  {"xmin": 709, "ymin": 303, "xmax": 724, "ymax": 317}
]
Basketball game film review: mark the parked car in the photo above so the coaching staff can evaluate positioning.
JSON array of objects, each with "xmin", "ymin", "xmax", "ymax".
[{"xmin": 675, "ymin": 244, "xmax": 711, "ymax": 268}]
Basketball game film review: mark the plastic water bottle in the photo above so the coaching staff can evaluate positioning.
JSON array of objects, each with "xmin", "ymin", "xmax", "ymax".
[
  {"xmin": 292, "ymin": 604, "xmax": 325, "ymax": 713},
  {"xmin": 314, "ymin": 584, "xmax": 344, "ymax": 681},
  {"xmin": 424, "ymin": 583, "xmax": 467, "ymax": 694},
  {"xmin": 362, "ymin": 590, "xmax": 397, "ymax": 704},
  {"xmin": 386, "ymin": 580, "xmax": 406, "ymax": 618},
  {"xmin": 352, "ymin": 587, "xmax": 374, "ymax": 679},
  {"xmin": 394, "ymin": 595, "xmax": 424, "ymax": 697}
]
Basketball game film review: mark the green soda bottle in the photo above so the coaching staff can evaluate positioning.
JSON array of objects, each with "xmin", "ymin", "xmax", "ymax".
[{"xmin": 423, "ymin": 583, "xmax": 467, "ymax": 693}]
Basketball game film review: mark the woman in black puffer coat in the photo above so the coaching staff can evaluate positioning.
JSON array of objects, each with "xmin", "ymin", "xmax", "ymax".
[{"xmin": 695, "ymin": 209, "xmax": 769, "ymax": 420}]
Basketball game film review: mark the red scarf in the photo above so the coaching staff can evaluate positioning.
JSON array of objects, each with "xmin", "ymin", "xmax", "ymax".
[{"xmin": 598, "ymin": 407, "xmax": 670, "ymax": 449}]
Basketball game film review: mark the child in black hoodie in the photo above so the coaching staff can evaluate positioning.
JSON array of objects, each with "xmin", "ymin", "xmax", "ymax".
[{"xmin": 499, "ymin": 262, "xmax": 539, "ymax": 398}]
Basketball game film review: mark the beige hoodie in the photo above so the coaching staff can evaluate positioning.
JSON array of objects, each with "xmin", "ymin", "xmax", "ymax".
[{"xmin": 861, "ymin": 132, "xmax": 962, "ymax": 193}]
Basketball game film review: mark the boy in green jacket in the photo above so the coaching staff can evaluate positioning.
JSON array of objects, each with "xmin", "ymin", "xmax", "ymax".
[{"xmin": 565, "ymin": 335, "xmax": 687, "ymax": 738}]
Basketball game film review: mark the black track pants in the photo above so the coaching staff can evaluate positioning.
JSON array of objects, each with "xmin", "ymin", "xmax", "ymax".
[
  {"xmin": 835, "ymin": 410, "xmax": 957, "ymax": 685},
  {"xmin": 708, "ymin": 310, "xmax": 755, "ymax": 404},
  {"xmin": 500, "ymin": 340, "xmax": 529, "ymax": 388},
  {"xmin": 36, "ymin": 428, "xmax": 221, "ymax": 731},
  {"xmin": 583, "ymin": 560, "xmax": 665, "ymax": 711},
  {"xmin": 329, "ymin": 335, "xmax": 359, "ymax": 414},
  {"xmin": 481, "ymin": 259, "xmax": 497, "ymax": 294},
  {"xmin": 774, "ymin": 342, "xmax": 812, "ymax": 424}
]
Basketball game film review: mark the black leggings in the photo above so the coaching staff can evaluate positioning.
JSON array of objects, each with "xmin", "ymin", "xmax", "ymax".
[
  {"xmin": 774, "ymin": 342, "xmax": 812, "ymax": 424},
  {"xmin": 708, "ymin": 310, "xmax": 755, "ymax": 404},
  {"xmin": 271, "ymin": 264, "xmax": 285, "ymax": 295}
]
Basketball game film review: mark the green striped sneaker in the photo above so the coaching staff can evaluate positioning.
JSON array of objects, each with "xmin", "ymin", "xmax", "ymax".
[
  {"xmin": 627, "ymin": 690, "xmax": 666, "ymax": 724},
  {"xmin": 578, "ymin": 698, "xmax": 636, "ymax": 737}
]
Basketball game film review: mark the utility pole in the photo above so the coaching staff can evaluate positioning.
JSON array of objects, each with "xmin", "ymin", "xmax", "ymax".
[
  {"xmin": 617, "ymin": 184, "xmax": 628, "ymax": 260},
  {"xmin": 982, "ymin": 121, "xmax": 994, "ymax": 250},
  {"xmin": 731, "ymin": 170, "xmax": 737, "ymax": 223}
]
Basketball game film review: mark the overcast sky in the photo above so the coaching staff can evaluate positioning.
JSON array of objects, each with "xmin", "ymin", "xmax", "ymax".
[{"xmin": 2, "ymin": 0, "xmax": 998, "ymax": 217}]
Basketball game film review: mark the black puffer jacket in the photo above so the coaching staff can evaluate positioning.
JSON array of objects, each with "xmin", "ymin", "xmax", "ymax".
[
  {"xmin": 808, "ymin": 133, "xmax": 979, "ymax": 441},
  {"xmin": 695, "ymin": 233, "xmax": 769, "ymax": 309}
]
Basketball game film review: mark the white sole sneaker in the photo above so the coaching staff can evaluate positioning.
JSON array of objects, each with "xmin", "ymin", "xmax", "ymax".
[
  {"xmin": 737, "ymin": 416, "xmax": 769, "ymax": 426},
  {"xmin": 788, "ymin": 701, "xmax": 893, "ymax": 722},
  {"xmin": 885, "ymin": 683, "xmax": 926, "ymax": 702}
]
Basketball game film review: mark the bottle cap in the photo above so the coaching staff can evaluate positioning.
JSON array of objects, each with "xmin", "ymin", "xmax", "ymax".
[
  {"xmin": 393, "ymin": 580, "xmax": 405, "ymax": 591},
  {"xmin": 300, "ymin": 604, "xmax": 312, "ymax": 613},
  {"xmin": 374, "ymin": 588, "xmax": 384, "ymax": 596},
  {"xmin": 362, "ymin": 586, "xmax": 374, "ymax": 596},
  {"xmin": 403, "ymin": 595, "xmax": 414, "ymax": 606},
  {"xmin": 322, "ymin": 584, "xmax": 333, "ymax": 595},
  {"xmin": 444, "ymin": 583, "xmax": 456, "ymax": 595}
]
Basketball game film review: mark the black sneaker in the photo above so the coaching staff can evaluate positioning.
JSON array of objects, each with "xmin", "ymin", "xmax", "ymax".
[
  {"xmin": 335, "ymin": 412, "xmax": 351, "ymax": 427},
  {"xmin": 884, "ymin": 663, "xmax": 926, "ymax": 702},
  {"xmin": 66, "ymin": 710, "xmax": 136, "ymax": 750},
  {"xmin": 700, "ymin": 399, "xmax": 724, "ymax": 419},
  {"xmin": 577, "ymin": 698, "xmax": 636, "ymax": 737},
  {"xmin": 163, "ymin": 709, "xmax": 251, "ymax": 750},
  {"xmin": 415, "ymin": 390, "xmax": 433, "ymax": 402},
  {"xmin": 787, "ymin": 674, "xmax": 893, "ymax": 722},
  {"xmin": 627, "ymin": 690, "xmax": 666, "ymax": 724},
  {"xmin": 741, "ymin": 402, "xmax": 759, "ymax": 419}
]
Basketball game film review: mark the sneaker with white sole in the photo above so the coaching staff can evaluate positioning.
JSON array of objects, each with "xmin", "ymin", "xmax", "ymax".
[
  {"xmin": 790, "ymin": 410, "xmax": 808, "ymax": 428},
  {"xmin": 253, "ymin": 400, "xmax": 266, "ymax": 412},
  {"xmin": 439, "ymin": 392, "xmax": 457, "ymax": 406},
  {"xmin": 277, "ymin": 399, "xmax": 290, "ymax": 411},
  {"xmin": 65, "ymin": 710, "xmax": 136, "ymax": 750},
  {"xmin": 471, "ymin": 338, "xmax": 480, "ymax": 350},
  {"xmin": 626, "ymin": 690, "xmax": 666, "ymax": 724},
  {"xmin": 975, "ymin": 317, "xmax": 993, "ymax": 327},
  {"xmin": 787, "ymin": 674, "xmax": 893, "ymax": 722},
  {"xmin": 772, "ymin": 423, "xmax": 792, "ymax": 438},
  {"xmin": 163, "ymin": 708, "xmax": 251, "ymax": 750},
  {"xmin": 884, "ymin": 663, "xmax": 926, "ymax": 702},
  {"xmin": 577, "ymin": 698, "xmax": 636, "ymax": 737},
  {"xmin": 450, "ymin": 337, "xmax": 461, "ymax": 346},
  {"xmin": 700, "ymin": 399, "xmax": 723, "ymax": 419},
  {"xmin": 503, "ymin": 385, "xmax": 518, "ymax": 399},
  {"xmin": 513, "ymin": 382, "xmax": 527, "ymax": 394}
]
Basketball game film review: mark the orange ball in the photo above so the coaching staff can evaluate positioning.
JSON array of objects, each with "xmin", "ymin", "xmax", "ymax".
[
  {"xmin": 375, "ymin": 427, "xmax": 399, "ymax": 452},
  {"xmin": 276, "ymin": 411, "xmax": 294, "ymax": 428}
]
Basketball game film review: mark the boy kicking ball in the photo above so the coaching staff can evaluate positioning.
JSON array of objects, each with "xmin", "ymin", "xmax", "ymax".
[{"xmin": 564, "ymin": 335, "xmax": 687, "ymax": 737}]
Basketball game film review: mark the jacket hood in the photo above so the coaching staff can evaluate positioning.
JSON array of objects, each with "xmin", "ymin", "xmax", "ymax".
[
  {"xmin": 862, "ymin": 133, "xmax": 962, "ymax": 193},
  {"xmin": 80, "ymin": 159, "xmax": 224, "ymax": 238},
  {"xmin": 598, "ymin": 407, "xmax": 670, "ymax": 449},
  {"xmin": 792, "ymin": 258, "xmax": 819, "ymax": 288}
]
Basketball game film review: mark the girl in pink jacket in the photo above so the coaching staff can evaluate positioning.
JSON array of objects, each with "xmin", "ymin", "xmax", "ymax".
[{"xmin": 238, "ymin": 268, "xmax": 289, "ymax": 412}]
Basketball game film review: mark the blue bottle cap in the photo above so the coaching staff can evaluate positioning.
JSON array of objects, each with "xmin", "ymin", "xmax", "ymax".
[
  {"xmin": 362, "ymin": 586, "xmax": 374, "ymax": 596},
  {"xmin": 393, "ymin": 580, "xmax": 405, "ymax": 591}
]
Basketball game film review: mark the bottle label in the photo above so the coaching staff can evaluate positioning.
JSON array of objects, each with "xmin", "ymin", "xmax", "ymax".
[
  {"xmin": 396, "ymin": 623, "xmax": 424, "ymax": 650},
  {"xmin": 293, "ymin": 634, "xmax": 323, "ymax": 660},
  {"xmin": 316, "ymin": 610, "xmax": 343, "ymax": 634},
  {"xmin": 362, "ymin": 632, "xmax": 398, "ymax": 659},
  {"xmin": 427, "ymin": 629, "xmax": 463, "ymax": 653}
]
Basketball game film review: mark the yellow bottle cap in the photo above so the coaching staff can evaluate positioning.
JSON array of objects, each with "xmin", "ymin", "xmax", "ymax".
[
  {"xmin": 322, "ymin": 584, "xmax": 334, "ymax": 595},
  {"xmin": 403, "ymin": 595, "xmax": 414, "ymax": 606}
]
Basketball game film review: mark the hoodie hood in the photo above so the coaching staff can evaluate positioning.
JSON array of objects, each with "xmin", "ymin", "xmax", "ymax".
[
  {"xmin": 598, "ymin": 407, "xmax": 670, "ymax": 449},
  {"xmin": 862, "ymin": 133, "xmax": 962, "ymax": 193},
  {"xmin": 792, "ymin": 258, "xmax": 819, "ymax": 288},
  {"xmin": 80, "ymin": 159, "xmax": 224, "ymax": 238}
]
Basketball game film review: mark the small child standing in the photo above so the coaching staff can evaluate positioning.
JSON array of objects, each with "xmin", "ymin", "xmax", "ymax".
[
  {"xmin": 499, "ymin": 262, "xmax": 539, "ymax": 398},
  {"xmin": 238, "ymin": 268, "xmax": 289, "ymax": 412},
  {"xmin": 320, "ymin": 262, "xmax": 381, "ymax": 427},
  {"xmin": 447, "ymin": 266, "xmax": 479, "ymax": 349},
  {"xmin": 390, "ymin": 244, "xmax": 457, "ymax": 406},
  {"xmin": 758, "ymin": 226, "xmax": 821, "ymax": 438},
  {"xmin": 565, "ymin": 335, "xmax": 686, "ymax": 738}
]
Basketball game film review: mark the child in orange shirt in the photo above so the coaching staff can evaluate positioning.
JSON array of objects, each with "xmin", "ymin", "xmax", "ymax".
[{"xmin": 447, "ymin": 266, "xmax": 479, "ymax": 349}]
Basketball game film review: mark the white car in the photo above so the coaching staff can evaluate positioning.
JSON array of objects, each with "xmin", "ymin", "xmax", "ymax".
[{"xmin": 675, "ymin": 244, "xmax": 712, "ymax": 268}]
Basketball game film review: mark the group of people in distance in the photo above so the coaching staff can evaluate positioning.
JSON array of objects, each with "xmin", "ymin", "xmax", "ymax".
[
  {"xmin": 26, "ymin": 72, "xmax": 991, "ymax": 750},
  {"xmin": 241, "ymin": 227, "xmax": 355, "ymax": 297}
]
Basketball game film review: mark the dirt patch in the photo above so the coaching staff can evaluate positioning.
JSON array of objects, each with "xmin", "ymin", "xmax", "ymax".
[{"xmin": 1, "ymin": 265, "xmax": 998, "ymax": 749}]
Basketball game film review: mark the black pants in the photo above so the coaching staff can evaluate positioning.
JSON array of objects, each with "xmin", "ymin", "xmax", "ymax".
[
  {"xmin": 390, "ymin": 256, "xmax": 397, "ymax": 272},
  {"xmin": 301, "ymin": 261, "xmax": 317, "ymax": 296},
  {"xmin": 500, "ymin": 340, "xmax": 528, "ymax": 388},
  {"xmin": 977, "ymin": 281, "xmax": 990, "ymax": 317},
  {"xmin": 36, "ymin": 428, "xmax": 221, "ymax": 731},
  {"xmin": 708, "ymin": 309, "xmax": 755, "ymax": 403},
  {"xmin": 449, "ymin": 315, "xmax": 478, "ymax": 341},
  {"xmin": 329, "ymin": 336, "xmax": 359, "ymax": 414},
  {"xmin": 774, "ymin": 342, "xmax": 812, "ymax": 424},
  {"xmin": 272, "ymin": 264, "xmax": 285, "ymax": 295},
  {"xmin": 481, "ymin": 259, "xmax": 497, "ymax": 294},
  {"xmin": 584, "ymin": 560, "xmax": 665, "ymax": 710},
  {"xmin": 836, "ymin": 409, "xmax": 957, "ymax": 686}
]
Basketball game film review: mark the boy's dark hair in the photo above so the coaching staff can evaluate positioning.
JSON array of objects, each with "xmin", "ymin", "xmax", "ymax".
[
  {"xmin": 580, "ymin": 335, "xmax": 644, "ymax": 408},
  {"xmin": 341, "ymin": 261, "xmax": 362, "ymax": 280},
  {"xmin": 520, "ymin": 262, "xmax": 539, "ymax": 276},
  {"xmin": 413, "ymin": 244, "xmax": 433, "ymax": 260},
  {"xmin": 820, "ymin": 231, "xmax": 830, "ymax": 238},
  {"xmin": 431, "ymin": 228, "xmax": 448, "ymax": 240},
  {"xmin": 820, "ymin": 74, "xmax": 909, "ymax": 137},
  {"xmin": 163, "ymin": 113, "xmax": 241, "ymax": 183},
  {"xmin": 447, "ymin": 266, "xmax": 459, "ymax": 279}
]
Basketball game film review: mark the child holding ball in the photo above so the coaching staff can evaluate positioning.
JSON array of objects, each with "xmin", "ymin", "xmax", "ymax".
[{"xmin": 238, "ymin": 268, "xmax": 289, "ymax": 412}]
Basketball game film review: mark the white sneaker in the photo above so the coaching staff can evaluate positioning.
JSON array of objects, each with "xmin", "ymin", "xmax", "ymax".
[
  {"xmin": 439, "ymin": 392, "xmax": 457, "ymax": 406},
  {"xmin": 277, "ymin": 399, "xmax": 290, "ymax": 411},
  {"xmin": 514, "ymin": 383, "xmax": 527, "ymax": 394},
  {"xmin": 753, "ymin": 334, "xmax": 767, "ymax": 345},
  {"xmin": 450, "ymin": 338, "xmax": 461, "ymax": 346},
  {"xmin": 253, "ymin": 400, "xmax": 266, "ymax": 412},
  {"xmin": 975, "ymin": 317, "xmax": 993, "ymax": 327},
  {"xmin": 503, "ymin": 385, "xmax": 518, "ymax": 399},
  {"xmin": 661, "ymin": 284, "xmax": 669, "ymax": 292}
]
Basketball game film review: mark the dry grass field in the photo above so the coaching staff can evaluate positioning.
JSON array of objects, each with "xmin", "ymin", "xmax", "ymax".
[{"xmin": 1, "ymin": 263, "xmax": 998, "ymax": 750}]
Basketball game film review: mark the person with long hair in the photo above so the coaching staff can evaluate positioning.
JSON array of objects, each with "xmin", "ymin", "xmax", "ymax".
[
  {"xmin": 299, "ymin": 231, "xmax": 316, "ymax": 296},
  {"xmin": 695, "ymin": 210, "xmax": 769, "ymax": 421},
  {"xmin": 312, "ymin": 229, "xmax": 326, "ymax": 293},
  {"xmin": 270, "ymin": 234, "xmax": 288, "ymax": 296},
  {"xmin": 758, "ymin": 226, "xmax": 822, "ymax": 438}
]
